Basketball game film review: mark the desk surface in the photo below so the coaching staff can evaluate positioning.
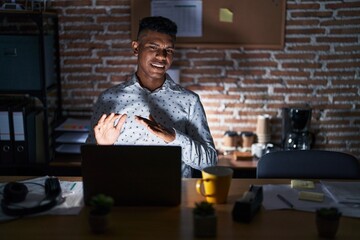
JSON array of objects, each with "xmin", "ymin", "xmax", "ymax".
[
  {"xmin": 0, "ymin": 177, "xmax": 359, "ymax": 239},
  {"xmin": 218, "ymin": 154, "xmax": 258, "ymax": 169}
]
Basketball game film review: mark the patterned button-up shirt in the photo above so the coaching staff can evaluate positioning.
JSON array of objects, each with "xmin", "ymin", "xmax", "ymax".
[{"xmin": 86, "ymin": 74, "xmax": 218, "ymax": 177}]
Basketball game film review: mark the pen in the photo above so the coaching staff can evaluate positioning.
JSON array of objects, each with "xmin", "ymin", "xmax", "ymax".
[
  {"xmin": 277, "ymin": 194, "xmax": 294, "ymax": 208},
  {"xmin": 70, "ymin": 183, "xmax": 76, "ymax": 191}
]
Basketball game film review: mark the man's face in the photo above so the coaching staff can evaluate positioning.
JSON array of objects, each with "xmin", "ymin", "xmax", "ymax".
[{"xmin": 132, "ymin": 30, "xmax": 175, "ymax": 84}]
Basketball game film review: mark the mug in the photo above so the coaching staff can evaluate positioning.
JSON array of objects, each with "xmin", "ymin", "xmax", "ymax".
[
  {"xmin": 251, "ymin": 143, "xmax": 274, "ymax": 158},
  {"xmin": 251, "ymin": 143, "xmax": 266, "ymax": 159},
  {"xmin": 196, "ymin": 166, "xmax": 233, "ymax": 204}
]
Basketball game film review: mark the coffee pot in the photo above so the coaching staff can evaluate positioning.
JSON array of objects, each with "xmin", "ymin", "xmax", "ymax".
[{"xmin": 282, "ymin": 107, "xmax": 313, "ymax": 150}]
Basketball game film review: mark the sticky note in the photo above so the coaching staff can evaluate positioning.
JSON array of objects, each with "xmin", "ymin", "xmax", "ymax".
[
  {"xmin": 291, "ymin": 180, "xmax": 315, "ymax": 189},
  {"xmin": 219, "ymin": 8, "xmax": 233, "ymax": 23},
  {"xmin": 299, "ymin": 191, "xmax": 324, "ymax": 202}
]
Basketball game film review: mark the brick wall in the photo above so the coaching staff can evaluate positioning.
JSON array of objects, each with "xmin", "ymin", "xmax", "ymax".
[{"xmin": 52, "ymin": 0, "xmax": 360, "ymax": 158}]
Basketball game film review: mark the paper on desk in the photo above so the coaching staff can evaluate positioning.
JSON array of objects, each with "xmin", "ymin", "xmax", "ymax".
[
  {"xmin": 321, "ymin": 181, "xmax": 360, "ymax": 204},
  {"xmin": 262, "ymin": 183, "xmax": 360, "ymax": 218},
  {"xmin": 0, "ymin": 176, "xmax": 84, "ymax": 221}
]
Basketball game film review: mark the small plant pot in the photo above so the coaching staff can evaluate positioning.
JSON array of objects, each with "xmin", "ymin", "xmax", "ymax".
[
  {"xmin": 316, "ymin": 215, "xmax": 340, "ymax": 239},
  {"xmin": 88, "ymin": 213, "xmax": 110, "ymax": 234},
  {"xmin": 193, "ymin": 214, "xmax": 217, "ymax": 238}
]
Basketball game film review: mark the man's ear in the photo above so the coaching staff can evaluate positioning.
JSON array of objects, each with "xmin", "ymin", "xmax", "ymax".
[{"xmin": 131, "ymin": 41, "xmax": 139, "ymax": 55}]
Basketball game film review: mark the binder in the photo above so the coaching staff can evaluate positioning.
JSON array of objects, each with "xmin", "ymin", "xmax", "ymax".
[
  {"xmin": 34, "ymin": 110, "xmax": 45, "ymax": 164},
  {"xmin": 0, "ymin": 105, "xmax": 13, "ymax": 164},
  {"xmin": 11, "ymin": 103, "xmax": 29, "ymax": 164}
]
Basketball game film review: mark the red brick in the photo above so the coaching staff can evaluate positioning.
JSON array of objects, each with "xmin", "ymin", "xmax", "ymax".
[
  {"xmin": 95, "ymin": 34, "xmax": 130, "ymax": 41},
  {"xmin": 285, "ymin": 37, "xmax": 311, "ymax": 43},
  {"xmin": 321, "ymin": 18, "xmax": 360, "ymax": 26},
  {"xmin": 317, "ymin": 37, "xmax": 358, "ymax": 43},
  {"xmin": 193, "ymin": 60, "xmax": 233, "ymax": 67},
  {"xmin": 286, "ymin": 28, "xmax": 325, "ymax": 35},
  {"xmin": 331, "ymin": 28, "xmax": 360, "ymax": 34},
  {"xmin": 291, "ymin": 11, "xmax": 333, "ymax": 18},
  {"xmin": 335, "ymin": 45, "xmax": 360, "ymax": 51},
  {"xmin": 227, "ymin": 70, "xmax": 266, "ymax": 76},
  {"xmin": 63, "ymin": 24, "xmax": 105, "ymax": 31},
  {"xmin": 181, "ymin": 69, "xmax": 222, "ymax": 75},
  {"xmin": 326, "ymin": 2, "xmax": 360, "ymax": 9},
  {"xmin": 59, "ymin": 16, "xmax": 94, "ymax": 23},
  {"xmin": 62, "ymin": 66, "xmax": 92, "ymax": 73},
  {"xmin": 96, "ymin": 16, "xmax": 130, "ymax": 23},
  {"xmin": 314, "ymin": 71, "xmax": 355, "ymax": 77},
  {"xmin": 319, "ymin": 54, "xmax": 360, "ymax": 60},
  {"xmin": 275, "ymin": 53, "xmax": 316, "ymax": 60},
  {"xmin": 185, "ymin": 86, "xmax": 224, "ymax": 91},
  {"xmin": 282, "ymin": 63, "xmax": 321, "ymax": 69},
  {"xmin": 273, "ymin": 87, "xmax": 313, "ymax": 94},
  {"xmin": 64, "ymin": 58, "xmax": 102, "ymax": 65},
  {"xmin": 242, "ymin": 79, "xmax": 283, "ymax": 85},
  {"xmin": 67, "ymin": 75, "xmax": 107, "ymax": 82},
  {"xmin": 108, "ymin": 24, "xmax": 131, "ymax": 32},
  {"xmin": 288, "ymin": 96, "xmax": 329, "ymax": 102},
  {"xmin": 337, "ymin": 10, "xmax": 360, "ymax": 17},
  {"xmin": 95, "ymin": 67, "xmax": 134, "ymax": 73},
  {"xmin": 65, "ymin": 9, "xmax": 107, "ymax": 15},
  {"xmin": 287, "ymin": 3, "xmax": 320, "ymax": 10},
  {"xmin": 327, "ymin": 62, "xmax": 360, "ymax": 69},
  {"xmin": 270, "ymin": 71, "xmax": 310, "ymax": 78},
  {"xmin": 96, "ymin": 0, "xmax": 130, "ymax": 6},
  {"xmin": 287, "ymin": 45, "xmax": 330, "ymax": 51},
  {"xmin": 186, "ymin": 52, "xmax": 225, "ymax": 59},
  {"xmin": 231, "ymin": 53, "xmax": 271, "ymax": 59},
  {"xmin": 286, "ymin": 19, "xmax": 320, "ymax": 26},
  {"xmin": 52, "ymin": 1, "xmax": 92, "ymax": 7}
]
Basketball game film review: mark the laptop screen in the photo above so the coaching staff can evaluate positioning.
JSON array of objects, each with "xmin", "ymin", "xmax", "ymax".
[{"xmin": 81, "ymin": 145, "xmax": 182, "ymax": 206}]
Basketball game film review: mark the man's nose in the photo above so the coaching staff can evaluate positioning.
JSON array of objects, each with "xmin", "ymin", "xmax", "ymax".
[{"xmin": 156, "ymin": 48, "xmax": 167, "ymax": 58}]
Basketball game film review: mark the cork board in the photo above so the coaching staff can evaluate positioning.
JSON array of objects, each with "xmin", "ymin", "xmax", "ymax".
[{"xmin": 131, "ymin": 0, "xmax": 286, "ymax": 49}]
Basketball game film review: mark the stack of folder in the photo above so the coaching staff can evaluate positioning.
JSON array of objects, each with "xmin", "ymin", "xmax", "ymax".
[
  {"xmin": 0, "ymin": 97, "xmax": 45, "ymax": 165},
  {"xmin": 54, "ymin": 118, "xmax": 90, "ymax": 154}
]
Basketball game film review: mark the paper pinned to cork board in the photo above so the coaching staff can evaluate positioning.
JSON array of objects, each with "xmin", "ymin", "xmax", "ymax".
[{"xmin": 219, "ymin": 8, "xmax": 233, "ymax": 23}]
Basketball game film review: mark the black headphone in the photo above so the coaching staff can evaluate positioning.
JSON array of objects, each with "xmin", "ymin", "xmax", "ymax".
[{"xmin": 1, "ymin": 177, "xmax": 62, "ymax": 216}]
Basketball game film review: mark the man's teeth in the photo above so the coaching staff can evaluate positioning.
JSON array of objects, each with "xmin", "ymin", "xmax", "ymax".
[{"xmin": 152, "ymin": 63, "xmax": 164, "ymax": 68}]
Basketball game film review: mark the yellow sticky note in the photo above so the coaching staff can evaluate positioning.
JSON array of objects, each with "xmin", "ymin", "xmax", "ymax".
[
  {"xmin": 291, "ymin": 180, "xmax": 315, "ymax": 189},
  {"xmin": 219, "ymin": 8, "xmax": 233, "ymax": 23}
]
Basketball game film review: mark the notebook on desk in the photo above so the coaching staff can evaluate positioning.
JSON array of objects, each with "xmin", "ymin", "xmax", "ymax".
[{"xmin": 81, "ymin": 145, "xmax": 182, "ymax": 206}]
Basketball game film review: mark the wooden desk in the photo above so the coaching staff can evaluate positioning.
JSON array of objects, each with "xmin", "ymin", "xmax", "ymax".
[
  {"xmin": 1, "ymin": 177, "xmax": 359, "ymax": 239},
  {"xmin": 218, "ymin": 153, "xmax": 258, "ymax": 178}
]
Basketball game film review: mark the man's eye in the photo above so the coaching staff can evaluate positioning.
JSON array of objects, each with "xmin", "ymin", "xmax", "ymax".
[{"xmin": 166, "ymin": 49, "xmax": 174, "ymax": 55}]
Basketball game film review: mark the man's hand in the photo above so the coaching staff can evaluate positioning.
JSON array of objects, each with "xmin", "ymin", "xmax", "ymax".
[
  {"xmin": 135, "ymin": 115, "xmax": 175, "ymax": 143},
  {"xmin": 94, "ymin": 113, "xmax": 127, "ymax": 145}
]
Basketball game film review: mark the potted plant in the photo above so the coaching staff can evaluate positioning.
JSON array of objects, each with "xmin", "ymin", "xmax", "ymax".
[
  {"xmin": 316, "ymin": 207, "xmax": 342, "ymax": 239},
  {"xmin": 88, "ymin": 194, "xmax": 114, "ymax": 234},
  {"xmin": 193, "ymin": 201, "xmax": 217, "ymax": 238}
]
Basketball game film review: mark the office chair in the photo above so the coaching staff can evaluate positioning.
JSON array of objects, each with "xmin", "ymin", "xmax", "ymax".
[{"xmin": 257, "ymin": 150, "xmax": 360, "ymax": 179}]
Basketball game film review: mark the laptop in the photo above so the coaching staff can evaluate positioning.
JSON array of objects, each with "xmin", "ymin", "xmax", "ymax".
[{"xmin": 81, "ymin": 145, "xmax": 182, "ymax": 206}]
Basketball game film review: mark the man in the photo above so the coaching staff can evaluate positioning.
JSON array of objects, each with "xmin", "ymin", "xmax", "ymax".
[{"xmin": 86, "ymin": 16, "xmax": 217, "ymax": 177}]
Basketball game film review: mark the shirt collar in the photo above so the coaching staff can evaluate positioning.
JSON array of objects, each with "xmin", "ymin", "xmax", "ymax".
[{"xmin": 131, "ymin": 73, "xmax": 174, "ymax": 93}]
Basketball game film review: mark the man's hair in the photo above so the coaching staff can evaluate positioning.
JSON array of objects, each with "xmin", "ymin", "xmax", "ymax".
[{"xmin": 137, "ymin": 16, "xmax": 177, "ymax": 40}]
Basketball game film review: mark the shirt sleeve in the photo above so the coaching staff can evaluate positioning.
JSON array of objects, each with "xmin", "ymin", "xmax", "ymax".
[{"xmin": 170, "ymin": 96, "xmax": 218, "ymax": 170}]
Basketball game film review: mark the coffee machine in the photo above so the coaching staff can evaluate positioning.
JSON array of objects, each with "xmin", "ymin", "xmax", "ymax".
[{"xmin": 282, "ymin": 107, "xmax": 313, "ymax": 150}]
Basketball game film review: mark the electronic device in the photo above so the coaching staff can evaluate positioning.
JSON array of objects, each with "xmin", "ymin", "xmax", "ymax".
[
  {"xmin": 232, "ymin": 185, "xmax": 263, "ymax": 223},
  {"xmin": 81, "ymin": 145, "xmax": 182, "ymax": 206},
  {"xmin": 1, "ymin": 177, "xmax": 62, "ymax": 216},
  {"xmin": 282, "ymin": 107, "xmax": 313, "ymax": 150}
]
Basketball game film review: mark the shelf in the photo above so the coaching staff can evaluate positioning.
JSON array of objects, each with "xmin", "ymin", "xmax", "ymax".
[{"xmin": 0, "ymin": 11, "xmax": 62, "ymax": 175}]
